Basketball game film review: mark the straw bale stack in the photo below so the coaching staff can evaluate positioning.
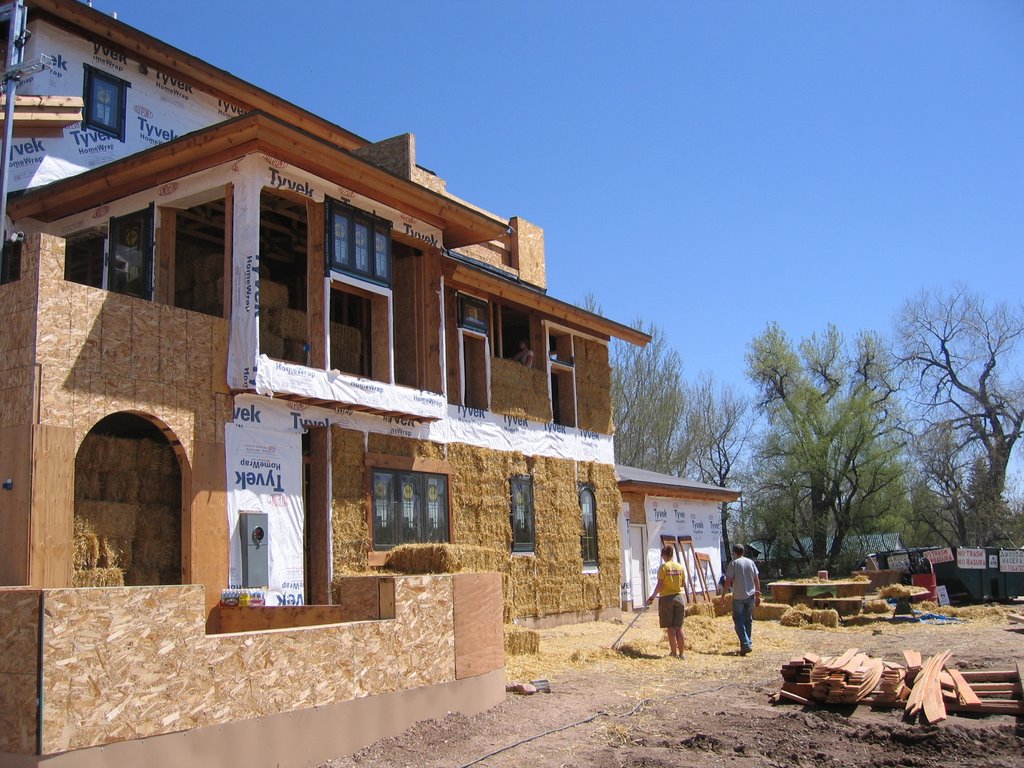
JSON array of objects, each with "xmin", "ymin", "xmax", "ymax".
[
  {"xmin": 385, "ymin": 543, "xmax": 461, "ymax": 573},
  {"xmin": 330, "ymin": 426, "xmax": 370, "ymax": 572},
  {"xmin": 72, "ymin": 567, "xmax": 124, "ymax": 587},
  {"xmin": 687, "ymin": 601, "xmax": 717, "ymax": 619},
  {"xmin": 573, "ymin": 338, "xmax": 612, "ymax": 434},
  {"xmin": 330, "ymin": 322, "xmax": 363, "ymax": 373},
  {"xmin": 367, "ymin": 432, "xmax": 445, "ymax": 460},
  {"xmin": 780, "ymin": 606, "xmax": 839, "ymax": 628},
  {"xmin": 488, "ymin": 356, "xmax": 552, "ymax": 424},
  {"xmin": 504, "ymin": 624, "xmax": 540, "ymax": 656},
  {"xmin": 260, "ymin": 279, "xmax": 289, "ymax": 310}
]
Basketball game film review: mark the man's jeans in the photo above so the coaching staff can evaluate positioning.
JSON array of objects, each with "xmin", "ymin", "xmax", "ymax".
[{"xmin": 732, "ymin": 597, "xmax": 755, "ymax": 650}]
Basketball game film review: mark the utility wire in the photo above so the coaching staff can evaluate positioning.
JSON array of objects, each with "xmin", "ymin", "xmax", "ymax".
[{"xmin": 456, "ymin": 682, "xmax": 737, "ymax": 768}]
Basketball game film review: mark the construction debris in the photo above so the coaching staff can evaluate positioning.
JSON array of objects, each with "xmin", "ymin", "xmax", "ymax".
[{"xmin": 776, "ymin": 650, "xmax": 1024, "ymax": 723}]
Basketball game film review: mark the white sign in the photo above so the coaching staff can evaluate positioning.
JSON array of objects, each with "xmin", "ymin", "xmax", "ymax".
[
  {"xmin": 935, "ymin": 585, "xmax": 950, "ymax": 606},
  {"xmin": 999, "ymin": 549, "xmax": 1024, "ymax": 573},
  {"xmin": 923, "ymin": 548, "xmax": 954, "ymax": 565},
  {"xmin": 887, "ymin": 553, "xmax": 910, "ymax": 571},
  {"xmin": 225, "ymin": 423, "xmax": 305, "ymax": 604},
  {"xmin": 988, "ymin": 554, "xmax": 999, "ymax": 569},
  {"xmin": 956, "ymin": 547, "xmax": 986, "ymax": 570}
]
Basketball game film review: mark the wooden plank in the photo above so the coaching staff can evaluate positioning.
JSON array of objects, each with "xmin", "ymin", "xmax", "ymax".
[
  {"xmin": 453, "ymin": 572, "xmax": 503, "ymax": 680},
  {"xmin": 959, "ymin": 670, "xmax": 1018, "ymax": 682},
  {"xmin": 946, "ymin": 668, "xmax": 983, "ymax": 706},
  {"xmin": 306, "ymin": 427, "xmax": 331, "ymax": 606},
  {"xmin": 29, "ymin": 424, "xmax": 76, "ymax": 587},
  {"xmin": 189, "ymin": 440, "xmax": 228, "ymax": 623},
  {"xmin": 156, "ymin": 207, "xmax": 176, "ymax": 306},
  {"xmin": 0, "ymin": 425, "xmax": 33, "ymax": 585},
  {"xmin": 779, "ymin": 688, "xmax": 810, "ymax": 705},
  {"xmin": 945, "ymin": 700, "xmax": 1024, "ymax": 715},
  {"xmin": 216, "ymin": 605, "xmax": 350, "ymax": 633}
]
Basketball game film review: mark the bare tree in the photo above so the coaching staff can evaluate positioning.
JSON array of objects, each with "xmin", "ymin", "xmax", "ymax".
[
  {"xmin": 610, "ymin": 319, "xmax": 689, "ymax": 473},
  {"xmin": 896, "ymin": 287, "xmax": 1024, "ymax": 545},
  {"xmin": 684, "ymin": 372, "xmax": 753, "ymax": 557}
]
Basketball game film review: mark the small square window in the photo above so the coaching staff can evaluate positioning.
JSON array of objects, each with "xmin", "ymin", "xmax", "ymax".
[
  {"xmin": 83, "ymin": 65, "xmax": 130, "ymax": 141},
  {"xmin": 458, "ymin": 294, "xmax": 489, "ymax": 334}
]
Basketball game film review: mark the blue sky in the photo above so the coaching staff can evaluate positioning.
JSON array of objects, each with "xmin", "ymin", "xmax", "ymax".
[{"xmin": 101, "ymin": 0, "xmax": 1023, "ymax": 392}]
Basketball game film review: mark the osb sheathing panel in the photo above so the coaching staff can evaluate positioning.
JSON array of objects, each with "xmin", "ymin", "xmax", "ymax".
[
  {"xmin": 36, "ymin": 577, "xmax": 456, "ymax": 754},
  {"xmin": 0, "ymin": 588, "xmax": 40, "ymax": 754},
  {"xmin": 573, "ymin": 338, "xmax": 613, "ymax": 434},
  {"xmin": 30, "ymin": 233, "xmax": 228, "ymax": 463},
  {"xmin": 0, "ymin": 237, "xmax": 40, "ymax": 430},
  {"xmin": 510, "ymin": 217, "xmax": 546, "ymax": 289},
  {"xmin": 489, "ymin": 356, "xmax": 552, "ymax": 423},
  {"xmin": 0, "ymin": 424, "xmax": 33, "ymax": 584}
]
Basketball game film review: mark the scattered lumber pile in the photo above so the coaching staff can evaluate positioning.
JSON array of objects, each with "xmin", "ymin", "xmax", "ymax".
[{"xmin": 776, "ymin": 650, "xmax": 1024, "ymax": 723}]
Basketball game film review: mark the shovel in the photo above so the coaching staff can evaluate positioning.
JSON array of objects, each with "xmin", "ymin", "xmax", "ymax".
[{"xmin": 611, "ymin": 602, "xmax": 651, "ymax": 649}]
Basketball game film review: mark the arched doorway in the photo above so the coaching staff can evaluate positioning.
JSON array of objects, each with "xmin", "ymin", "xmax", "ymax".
[{"xmin": 73, "ymin": 412, "xmax": 185, "ymax": 587}]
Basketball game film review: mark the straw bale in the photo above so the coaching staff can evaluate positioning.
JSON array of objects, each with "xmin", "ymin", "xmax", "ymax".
[
  {"xmin": 488, "ymin": 356, "xmax": 552, "ymax": 423},
  {"xmin": 330, "ymin": 426, "xmax": 369, "ymax": 572},
  {"xmin": 104, "ymin": 471, "xmax": 140, "ymax": 503},
  {"xmin": 136, "ymin": 438, "xmax": 176, "ymax": 475},
  {"xmin": 261, "ymin": 331, "xmax": 284, "ymax": 360},
  {"xmin": 687, "ymin": 601, "xmax": 717, "ymax": 619},
  {"xmin": 367, "ymin": 432, "xmax": 445, "ymax": 460},
  {"xmin": 712, "ymin": 592, "xmax": 733, "ymax": 616},
  {"xmin": 863, "ymin": 599, "xmax": 891, "ymax": 614},
  {"xmin": 811, "ymin": 609, "xmax": 840, "ymax": 628},
  {"xmin": 573, "ymin": 338, "xmax": 612, "ymax": 434},
  {"xmin": 72, "ymin": 567, "xmax": 125, "ymax": 587},
  {"xmin": 386, "ymin": 543, "xmax": 462, "ymax": 574},
  {"xmin": 73, "ymin": 517, "xmax": 100, "ymax": 569},
  {"xmin": 74, "ymin": 469, "xmax": 102, "ymax": 500},
  {"xmin": 76, "ymin": 500, "xmax": 140, "ymax": 540},
  {"xmin": 504, "ymin": 624, "xmax": 540, "ymax": 656},
  {"xmin": 754, "ymin": 602, "xmax": 790, "ymax": 621},
  {"xmin": 330, "ymin": 323, "xmax": 363, "ymax": 372},
  {"xmin": 879, "ymin": 584, "xmax": 918, "ymax": 598},
  {"xmin": 138, "ymin": 472, "xmax": 180, "ymax": 505},
  {"xmin": 780, "ymin": 606, "xmax": 813, "ymax": 627},
  {"xmin": 260, "ymin": 279, "xmax": 289, "ymax": 310}
]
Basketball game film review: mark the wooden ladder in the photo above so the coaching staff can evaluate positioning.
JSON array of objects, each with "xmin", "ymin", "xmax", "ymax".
[
  {"xmin": 659, "ymin": 535, "xmax": 695, "ymax": 605},
  {"xmin": 677, "ymin": 536, "xmax": 713, "ymax": 603}
]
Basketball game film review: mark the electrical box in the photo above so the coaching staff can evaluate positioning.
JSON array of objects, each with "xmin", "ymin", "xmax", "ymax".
[{"xmin": 239, "ymin": 511, "xmax": 269, "ymax": 589}]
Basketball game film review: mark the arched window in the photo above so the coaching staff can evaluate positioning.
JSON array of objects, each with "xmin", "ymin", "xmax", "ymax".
[{"xmin": 579, "ymin": 485, "xmax": 598, "ymax": 569}]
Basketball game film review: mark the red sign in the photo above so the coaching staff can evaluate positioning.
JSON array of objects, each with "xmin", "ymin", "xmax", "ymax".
[{"xmin": 923, "ymin": 548, "xmax": 953, "ymax": 565}]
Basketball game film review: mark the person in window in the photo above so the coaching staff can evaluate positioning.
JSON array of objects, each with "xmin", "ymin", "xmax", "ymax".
[
  {"xmin": 512, "ymin": 339, "xmax": 534, "ymax": 367},
  {"xmin": 646, "ymin": 545, "xmax": 686, "ymax": 658}
]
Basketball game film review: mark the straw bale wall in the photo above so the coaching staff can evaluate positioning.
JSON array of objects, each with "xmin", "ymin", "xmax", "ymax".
[
  {"xmin": 330, "ymin": 426, "xmax": 370, "ymax": 573},
  {"xmin": 19, "ymin": 577, "xmax": 466, "ymax": 755},
  {"xmin": 73, "ymin": 433, "xmax": 181, "ymax": 587},
  {"xmin": 329, "ymin": 429, "xmax": 621, "ymax": 623},
  {"xmin": 573, "ymin": 338, "xmax": 613, "ymax": 434},
  {"xmin": 489, "ymin": 356, "xmax": 552, "ymax": 423}
]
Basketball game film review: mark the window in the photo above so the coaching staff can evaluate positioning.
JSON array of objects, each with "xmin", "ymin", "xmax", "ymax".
[
  {"xmin": 457, "ymin": 294, "xmax": 489, "ymax": 334},
  {"xmin": 326, "ymin": 197, "xmax": 391, "ymax": 287},
  {"xmin": 83, "ymin": 65, "xmax": 130, "ymax": 141},
  {"xmin": 371, "ymin": 469, "xmax": 448, "ymax": 550},
  {"xmin": 510, "ymin": 475, "xmax": 535, "ymax": 553},
  {"xmin": 579, "ymin": 485, "xmax": 598, "ymax": 569},
  {"xmin": 108, "ymin": 207, "xmax": 154, "ymax": 299},
  {"xmin": 1, "ymin": 241, "xmax": 21, "ymax": 285}
]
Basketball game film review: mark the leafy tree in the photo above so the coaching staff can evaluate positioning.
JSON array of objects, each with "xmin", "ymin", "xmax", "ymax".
[
  {"xmin": 746, "ymin": 323, "xmax": 905, "ymax": 571},
  {"xmin": 896, "ymin": 287, "xmax": 1024, "ymax": 545}
]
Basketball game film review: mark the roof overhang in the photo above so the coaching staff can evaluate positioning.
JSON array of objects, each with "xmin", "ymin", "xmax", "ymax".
[
  {"xmin": 444, "ymin": 257, "xmax": 651, "ymax": 347},
  {"xmin": 0, "ymin": 95, "xmax": 83, "ymax": 137},
  {"xmin": 616, "ymin": 465, "xmax": 741, "ymax": 502},
  {"xmin": 6, "ymin": 111, "xmax": 509, "ymax": 248}
]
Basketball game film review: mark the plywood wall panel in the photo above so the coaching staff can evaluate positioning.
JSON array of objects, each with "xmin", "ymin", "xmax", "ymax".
[
  {"xmin": 0, "ymin": 425, "xmax": 33, "ymax": 584},
  {"xmin": 453, "ymin": 572, "xmax": 503, "ymax": 679},
  {"xmin": 30, "ymin": 425, "xmax": 76, "ymax": 587},
  {"xmin": 0, "ymin": 589, "xmax": 41, "ymax": 753}
]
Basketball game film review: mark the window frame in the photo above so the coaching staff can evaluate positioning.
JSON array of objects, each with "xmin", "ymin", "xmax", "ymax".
[
  {"xmin": 370, "ymin": 466, "xmax": 449, "ymax": 551},
  {"xmin": 510, "ymin": 475, "xmax": 536, "ymax": 554},
  {"xmin": 82, "ymin": 64, "xmax": 130, "ymax": 141},
  {"xmin": 457, "ymin": 293, "xmax": 489, "ymax": 334},
  {"xmin": 579, "ymin": 484, "xmax": 598, "ymax": 570},
  {"xmin": 106, "ymin": 205, "xmax": 154, "ymax": 300},
  {"xmin": 325, "ymin": 197, "xmax": 393, "ymax": 287}
]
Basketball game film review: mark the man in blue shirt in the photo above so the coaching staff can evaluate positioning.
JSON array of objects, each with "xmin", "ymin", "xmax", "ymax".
[{"xmin": 723, "ymin": 544, "xmax": 761, "ymax": 655}]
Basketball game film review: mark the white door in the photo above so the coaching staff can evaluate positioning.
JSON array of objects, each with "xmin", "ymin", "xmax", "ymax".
[{"xmin": 628, "ymin": 525, "xmax": 648, "ymax": 605}]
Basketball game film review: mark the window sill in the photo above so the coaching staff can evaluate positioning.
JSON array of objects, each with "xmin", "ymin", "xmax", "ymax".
[
  {"xmin": 582, "ymin": 566, "xmax": 599, "ymax": 575},
  {"xmin": 512, "ymin": 551, "xmax": 536, "ymax": 558}
]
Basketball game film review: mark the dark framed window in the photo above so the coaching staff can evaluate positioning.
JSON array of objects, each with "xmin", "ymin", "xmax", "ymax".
[
  {"xmin": 371, "ymin": 468, "xmax": 448, "ymax": 550},
  {"xmin": 326, "ymin": 197, "xmax": 392, "ymax": 287},
  {"xmin": 457, "ymin": 294, "xmax": 489, "ymax": 334},
  {"xmin": 579, "ymin": 485, "xmax": 598, "ymax": 568},
  {"xmin": 107, "ymin": 206, "xmax": 154, "ymax": 299},
  {"xmin": 510, "ymin": 475, "xmax": 535, "ymax": 553},
  {"xmin": 83, "ymin": 64, "xmax": 130, "ymax": 141},
  {"xmin": 1, "ymin": 241, "xmax": 21, "ymax": 285}
]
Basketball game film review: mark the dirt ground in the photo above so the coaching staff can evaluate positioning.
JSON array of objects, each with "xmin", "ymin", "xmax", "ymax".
[{"xmin": 322, "ymin": 606, "xmax": 1023, "ymax": 768}]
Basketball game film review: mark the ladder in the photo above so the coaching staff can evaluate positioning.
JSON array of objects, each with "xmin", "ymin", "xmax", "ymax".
[{"xmin": 677, "ymin": 536, "xmax": 714, "ymax": 603}]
